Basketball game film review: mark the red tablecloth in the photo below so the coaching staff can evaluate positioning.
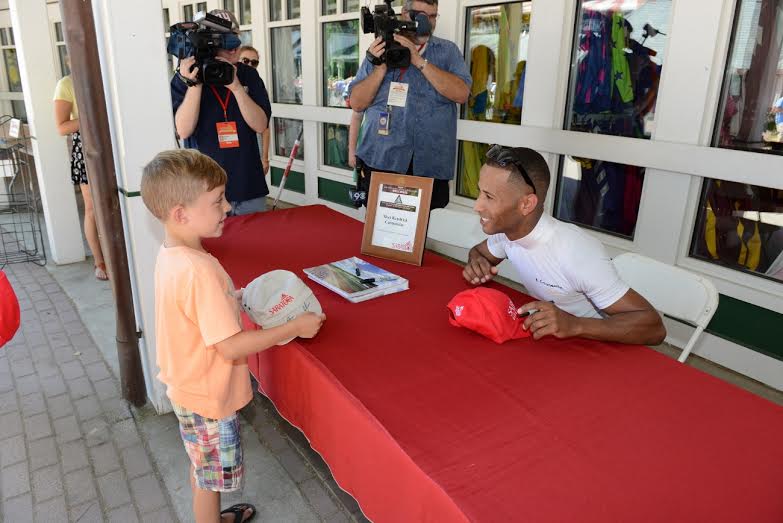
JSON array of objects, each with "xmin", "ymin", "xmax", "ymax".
[{"xmin": 206, "ymin": 205, "xmax": 783, "ymax": 523}]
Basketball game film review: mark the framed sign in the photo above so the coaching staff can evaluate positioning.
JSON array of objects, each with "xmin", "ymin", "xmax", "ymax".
[{"xmin": 360, "ymin": 172, "xmax": 433, "ymax": 266}]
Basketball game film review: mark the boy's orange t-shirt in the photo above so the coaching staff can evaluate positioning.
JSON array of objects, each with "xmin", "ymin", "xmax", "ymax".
[{"xmin": 154, "ymin": 245, "xmax": 252, "ymax": 420}]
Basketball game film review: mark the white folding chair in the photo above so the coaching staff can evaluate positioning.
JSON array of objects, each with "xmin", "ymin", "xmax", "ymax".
[{"xmin": 612, "ymin": 252, "xmax": 719, "ymax": 363}]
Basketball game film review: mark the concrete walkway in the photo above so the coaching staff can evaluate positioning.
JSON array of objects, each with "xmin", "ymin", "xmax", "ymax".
[{"xmin": 1, "ymin": 260, "xmax": 361, "ymax": 522}]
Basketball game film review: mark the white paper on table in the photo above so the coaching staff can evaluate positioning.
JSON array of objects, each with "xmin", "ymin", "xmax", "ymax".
[{"xmin": 371, "ymin": 183, "xmax": 421, "ymax": 253}]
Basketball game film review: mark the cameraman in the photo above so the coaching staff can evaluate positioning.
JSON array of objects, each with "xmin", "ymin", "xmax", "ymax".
[
  {"xmin": 170, "ymin": 9, "xmax": 272, "ymax": 215},
  {"xmin": 348, "ymin": 0, "xmax": 471, "ymax": 209}
]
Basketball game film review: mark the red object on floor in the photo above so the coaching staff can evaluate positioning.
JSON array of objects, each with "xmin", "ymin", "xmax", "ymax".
[
  {"xmin": 0, "ymin": 271, "xmax": 20, "ymax": 348},
  {"xmin": 205, "ymin": 205, "xmax": 783, "ymax": 523}
]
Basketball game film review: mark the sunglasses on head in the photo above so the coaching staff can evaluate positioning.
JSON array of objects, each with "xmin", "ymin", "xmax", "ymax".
[
  {"xmin": 486, "ymin": 145, "xmax": 536, "ymax": 194},
  {"xmin": 241, "ymin": 57, "xmax": 259, "ymax": 68}
]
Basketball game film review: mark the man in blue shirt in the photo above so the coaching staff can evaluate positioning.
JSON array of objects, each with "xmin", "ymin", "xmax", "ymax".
[
  {"xmin": 348, "ymin": 0, "xmax": 471, "ymax": 209},
  {"xmin": 171, "ymin": 9, "xmax": 272, "ymax": 215}
]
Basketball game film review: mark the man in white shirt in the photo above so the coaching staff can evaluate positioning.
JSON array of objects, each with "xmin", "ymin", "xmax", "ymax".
[{"xmin": 463, "ymin": 146, "xmax": 666, "ymax": 345}]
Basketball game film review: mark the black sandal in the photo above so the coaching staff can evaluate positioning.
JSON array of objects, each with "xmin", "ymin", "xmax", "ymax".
[{"xmin": 220, "ymin": 503, "xmax": 257, "ymax": 523}]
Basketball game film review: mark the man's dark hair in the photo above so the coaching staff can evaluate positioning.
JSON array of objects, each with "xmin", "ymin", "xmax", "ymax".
[{"xmin": 486, "ymin": 147, "xmax": 550, "ymax": 199}]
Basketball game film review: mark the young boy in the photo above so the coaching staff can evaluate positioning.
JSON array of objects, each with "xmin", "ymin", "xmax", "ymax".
[{"xmin": 141, "ymin": 149, "xmax": 325, "ymax": 523}]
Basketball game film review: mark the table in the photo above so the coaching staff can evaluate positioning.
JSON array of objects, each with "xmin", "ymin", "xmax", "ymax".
[{"xmin": 206, "ymin": 205, "xmax": 783, "ymax": 523}]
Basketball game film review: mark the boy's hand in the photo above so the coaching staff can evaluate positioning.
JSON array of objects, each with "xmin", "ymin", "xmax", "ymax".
[
  {"xmin": 233, "ymin": 288, "xmax": 244, "ymax": 301},
  {"xmin": 294, "ymin": 313, "xmax": 326, "ymax": 339}
]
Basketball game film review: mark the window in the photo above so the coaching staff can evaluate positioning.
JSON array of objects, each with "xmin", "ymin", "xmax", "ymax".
[
  {"xmin": 555, "ymin": 156, "xmax": 645, "ymax": 238},
  {"xmin": 197, "ymin": 2, "xmax": 207, "ymax": 13},
  {"xmin": 691, "ymin": 181, "xmax": 783, "ymax": 283},
  {"xmin": 323, "ymin": 20, "xmax": 359, "ymax": 108},
  {"xmin": 1, "ymin": 27, "xmax": 25, "ymax": 121},
  {"xmin": 565, "ymin": 1, "xmax": 671, "ymax": 139},
  {"xmin": 163, "ymin": 8, "xmax": 171, "ymax": 32},
  {"xmin": 274, "ymin": 118, "xmax": 304, "ymax": 159},
  {"xmin": 714, "ymin": 0, "xmax": 783, "ymax": 154},
  {"xmin": 323, "ymin": 0, "xmax": 338, "ymax": 15},
  {"xmin": 324, "ymin": 123, "xmax": 350, "ymax": 170},
  {"xmin": 54, "ymin": 22, "xmax": 70, "ymax": 78},
  {"xmin": 183, "ymin": 4, "xmax": 194, "ymax": 21},
  {"xmin": 324, "ymin": 0, "xmax": 361, "ymax": 15},
  {"xmin": 225, "ymin": 0, "xmax": 252, "ymax": 25},
  {"xmin": 458, "ymin": 1, "xmax": 532, "ymax": 199},
  {"xmin": 457, "ymin": 140, "xmax": 490, "ymax": 199},
  {"xmin": 344, "ymin": 0, "xmax": 360, "ymax": 12},
  {"xmin": 271, "ymin": 26, "xmax": 302, "ymax": 104},
  {"xmin": 288, "ymin": 0, "xmax": 301, "ymax": 19},
  {"xmin": 554, "ymin": 0, "xmax": 672, "ymax": 238},
  {"xmin": 463, "ymin": 2, "xmax": 531, "ymax": 125},
  {"xmin": 270, "ymin": 0, "xmax": 283, "ymax": 21}
]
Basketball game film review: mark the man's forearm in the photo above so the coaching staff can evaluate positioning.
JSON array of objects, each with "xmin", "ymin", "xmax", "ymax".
[
  {"xmin": 574, "ymin": 310, "xmax": 666, "ymax": 346},
  {"xmin": 174, "ymin": 85, "xmax": 202, "ymax": 140},
  {"xmin": 349, "ymin": 65, "xmax": 387, "ymax": 111},
  {"xmin": 418, "ymin": 62, "xmax": 470, "ymax": 104},
  {"xmin": 233, "ymin": 88, "xmax": 269, "ymax": 134}
]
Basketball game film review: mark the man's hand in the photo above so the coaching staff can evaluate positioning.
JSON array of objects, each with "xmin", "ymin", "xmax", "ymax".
[
  {"xmin": 463, "ymin": 251, "xmax": 498, "ymax": 285},
  {"xmin": 392, "ymin": 35, "xmax": 424, "ymax": 67},
  {"xmin": 368, "ymin": 36, "xmax": 386, "ymax": 61},
  {"xmin": 179, "ymin": 57, "xmax": 200, "ymax": 83},
  {"xmin": 262, "ymin": 158, "xmax": 270, "ymax": 175},
  {"xmin": 293, "ymin": 313, "xmax": 326, "ymax": 339},
  {"xmin": 517, "ymin": 301, "xmax": 581, "ymax": 340}
]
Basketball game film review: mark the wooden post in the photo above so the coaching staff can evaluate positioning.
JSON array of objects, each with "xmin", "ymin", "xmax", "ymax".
[{"xmin": 60, "ymin": 0, "xmax": 146, "ymax": 407}]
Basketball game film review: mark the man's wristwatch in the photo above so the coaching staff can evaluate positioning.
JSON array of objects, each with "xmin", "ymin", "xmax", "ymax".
[
  {"xmin": 417, "ymin": 59, "xmax": 428, "ymax": 71},
  {"xmin": 366, "ymin": 50, "xmax": 384, "ymax": 67}
]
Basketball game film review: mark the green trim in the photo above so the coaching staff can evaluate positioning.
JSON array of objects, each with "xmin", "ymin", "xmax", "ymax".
[
  {"xmin": 707, "ymin": 294, "xmax": 783, "ymax": 362},
  {"xmin": 270, "ymin": 167, "xmax": 306, "ymax": 194},
  {"xmin": 317, "ymin": 177, "xmax": 353, "ymax": 208},
  {"xmin": 118, "ymin": 187, "xmax": 141, "ymax": 198}
]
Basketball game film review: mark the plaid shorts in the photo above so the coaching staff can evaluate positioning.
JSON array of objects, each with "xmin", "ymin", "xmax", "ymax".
[{"xmin": 172, "ymin": 403, "xmax": 244, "ymax": 492}]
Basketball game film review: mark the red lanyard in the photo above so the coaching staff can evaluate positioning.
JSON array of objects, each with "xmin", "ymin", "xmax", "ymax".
[
  {"xmin": 209, "ymin": 85, "xmax": 232, "ymax": 121},
  {"xmin": 398, "ymin": 43, "xmax": 427, "ymax": 82}
]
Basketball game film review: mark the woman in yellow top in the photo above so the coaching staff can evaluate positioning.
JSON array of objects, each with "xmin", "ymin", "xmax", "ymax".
[{"xmin": 53, "ymin": 71, "xmax": 107, "ymax": 281}]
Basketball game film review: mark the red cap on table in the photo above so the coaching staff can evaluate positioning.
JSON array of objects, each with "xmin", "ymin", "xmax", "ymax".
[{"xmin": 447, "ymin": 288, "xmax": 531, "ymax": 344}]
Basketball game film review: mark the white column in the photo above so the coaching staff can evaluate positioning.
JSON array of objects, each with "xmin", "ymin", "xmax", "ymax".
[
  {"xmin": 91, "ymin": 0, "xmax": 176, "ymax": 412},
  {"xmin": 9, "ymin": 0, "xmax": 85, "ymax": 264}
]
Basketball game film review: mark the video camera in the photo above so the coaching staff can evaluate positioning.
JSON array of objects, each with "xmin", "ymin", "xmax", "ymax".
[
  {"xmin": 360, "ymin": 0, "xmax": 431, "ymax": 69},
  {"xmin": 166, "ymin": 11, "xmax": 241, "ymax": 86}
]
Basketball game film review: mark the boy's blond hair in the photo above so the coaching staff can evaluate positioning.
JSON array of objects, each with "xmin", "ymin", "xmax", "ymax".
[{"xmin": 141, "ymin": 149, "xmax": 227, "ymax": 220}]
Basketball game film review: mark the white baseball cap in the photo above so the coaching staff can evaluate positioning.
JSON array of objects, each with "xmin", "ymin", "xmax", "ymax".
[{"xmin": 241, "ymin": 270, "xmax": 322, "ymax": 345}]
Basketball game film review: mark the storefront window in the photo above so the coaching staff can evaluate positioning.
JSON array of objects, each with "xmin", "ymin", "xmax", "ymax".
[
  {"xmin": 458, "ymin": 2, "xmax": 531, "ymax": 199},
  {"xmin": 565, "ymin": 1, "xmax": 670, "ymax": 139},
  {"xmin": 457, "ymin": 140, "xmax": 490, "ymax": 199},
  {"xmin": 344, "ymin": 0, "xmax": 360, "ymax": 12},
  {"xmin": 324, "ymin": 123, "xmax": 350, "ymax": 170},
  {"xmin": 271, "ymin": 26, "xmax": 302, "ymax": 104},
  {"xmin": 323, "ymin": 20, "xmax": 359, "ymax": 108},
  {"xmin": 463, "ymin": 2, "xmax": 531, "ymax": 125},
  {"xmin": 714, "ymin": 0, "xmax": 783, "ymax": 154},
  {"xmin": 691, "ymin": 181, "xmax": 783, "ymax": 282},
  {"xmin": 224, "ymin": 0, "xmax": 251, "ymax": 25},
  {"xmin": 555, "ymin": 1, "xmax": 671, "ymax": 238},
  {"xmin": 555, "ymin": 156, "xmax": 644, "ymax": 239},
  {"xmin": 274, "ymin": 118, "xmax": 304, "ymax": 160},
  {"xmin": 323, "ymin": 0, "xmax": 337, "ymax": 15}
]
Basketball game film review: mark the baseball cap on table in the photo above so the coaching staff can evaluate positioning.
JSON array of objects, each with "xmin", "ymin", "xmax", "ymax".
[
  {"xmin": 209, "ymin": 9, "xmax": 240, "ymax": 32},
  {"xmin": 242, "ymin": 270, "xmax": 322, "ymax": 345},
  {"xmin": 447, "ymin": 288, "xmax": 531, "ymax": 344}
]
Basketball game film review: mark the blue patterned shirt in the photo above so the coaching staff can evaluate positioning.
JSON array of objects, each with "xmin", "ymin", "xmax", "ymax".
[{"xmin": 348, "ymin": 36, "xmax": 471, "ymax": 181}]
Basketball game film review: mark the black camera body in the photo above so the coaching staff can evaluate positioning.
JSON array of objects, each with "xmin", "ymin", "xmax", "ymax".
[
  {"xmin": 360, "ymin": 0, "xmax": 430, "ymax": 69},
  {"xmin": 167, "ymin": 12, "xmax": 241, "ymax": 86}
]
